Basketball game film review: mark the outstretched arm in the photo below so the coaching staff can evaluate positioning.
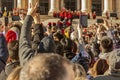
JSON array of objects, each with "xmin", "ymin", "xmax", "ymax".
[{"xmin": 19, "ymin": 1, "xmax": 39, "ymax": 66}]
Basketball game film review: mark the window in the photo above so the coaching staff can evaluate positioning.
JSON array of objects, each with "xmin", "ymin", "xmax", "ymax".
[
  {"xmin": 2, "ymin": 0, "xmax": 13, "ymax": 11},
  {"xmin": 64, "ymin": 0, "xmax": 77, "ymax": 11},
  {"xmin": 92, "ymin": 0, "xmax": 102, "ymax": 16},
  {"xmin": 40, "ymin": 0, "xmax": 49, "ymax": 15}
]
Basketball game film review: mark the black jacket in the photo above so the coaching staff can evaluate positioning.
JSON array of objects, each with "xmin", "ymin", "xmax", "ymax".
[
  {"xmin": 0, "ymin": 34, "xmax": 9, "ymax": 73},
  {"xmin": 32, "ymin": 24, "xmax": 44, "ymax": 51}
]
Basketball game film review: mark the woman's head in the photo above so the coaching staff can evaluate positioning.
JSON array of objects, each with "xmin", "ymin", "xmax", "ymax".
[{"xmin": 91, "ymin": 59, "xmax": 109, "ymax": 77}]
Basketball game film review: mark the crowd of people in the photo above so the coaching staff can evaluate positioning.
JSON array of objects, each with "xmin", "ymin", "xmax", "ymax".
[
  {"xmin": 0, "ymin": 1, "xmax": 120, "ymax": 80},
  {"xmin": 53, "ymin": 9, "xmax": 97, "ymax": 20},
  {"xmin": 52, "ymin": 9, "xmax": 97, "ymax": 29}
]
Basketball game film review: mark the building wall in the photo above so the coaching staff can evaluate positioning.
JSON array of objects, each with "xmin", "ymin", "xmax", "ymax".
[
  {"xmin": 1, "ymin": 0, "xmax": 120, "ymax": 17},
  {"xmin": 1, "ymin": 0, "xmax": 13, "ymax": 11},
  {"xmin": 116, "ymin": 0, "xmax": 120, "ymax": 17}
]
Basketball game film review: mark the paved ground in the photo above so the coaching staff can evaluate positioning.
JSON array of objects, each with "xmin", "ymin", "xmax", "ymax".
[
  {"xmin": 0, "ymin": 15, "xmax": 120, "ymax": 28},
  {"xmin": 42, "ymin": 18, "xmax": 120, "ymax": 27},
  {"xmin": 41, "ymin": 15, "xmax": 120, "ymax": 27}
]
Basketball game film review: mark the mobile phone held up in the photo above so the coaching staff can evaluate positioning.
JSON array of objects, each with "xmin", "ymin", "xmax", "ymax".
[{"xmin": 80, "ymin": 15, "xmax": 88, "ymax": 28}]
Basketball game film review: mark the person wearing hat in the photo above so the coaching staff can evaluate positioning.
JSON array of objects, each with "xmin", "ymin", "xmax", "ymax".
[
  {"xmin": 5, "ymin": 22, "xmax": 22, "ymax": 43},
  {"xmin": 91, "ymin": 49, "xmax": 120, "ymax": 80},
  {"xmin": 99, "ymin": 36, "xmax": 113, "ymax": 59},
  {"xmin": 0, "ymin": 40, "xmax": 19, "ymax": 80}
]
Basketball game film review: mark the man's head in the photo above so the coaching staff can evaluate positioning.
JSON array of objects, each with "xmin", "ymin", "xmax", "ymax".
[
  {"xmin": 100, "ymin": 36, "xmax": 113, "ymax": 53},
  {"xmin": 20, "ymin": 54, "xmax": 75, "ymax": 80},
  {"xmin": 6, "ymin": 23, "xmax": 22, "ymax": 43},
  {"xmin": 53, "ymin": 32, "xmax": 63, "ymax": 41},
  {"xmin": 38, "ymin": 36, "xmax": 56, "ymax": 53},
  {"xmin": 7, "ymin": 40, "xmax": 19, "ymax": 61}
]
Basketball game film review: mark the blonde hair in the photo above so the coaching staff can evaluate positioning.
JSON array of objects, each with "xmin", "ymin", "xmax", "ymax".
[
  {"xmin": 73, "ymin": 63, "xmax": 87, "ymax": 80},
  {"xmin": 7, "ymin": 66, "xmax": 22, "ymax": 80}
]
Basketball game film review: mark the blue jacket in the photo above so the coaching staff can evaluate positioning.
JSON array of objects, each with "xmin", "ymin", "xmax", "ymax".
[{"xmin": 71, "ymin": 43, "xmax": 89, "ymax": 73}]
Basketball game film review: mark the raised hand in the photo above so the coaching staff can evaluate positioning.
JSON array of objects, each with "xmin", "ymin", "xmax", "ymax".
[
  {"xmin": 34, "ymin": 13, "xmax": 40, "ymax": 24},
  {"xmin": 27, "ymin": 0, "xmax": 39, "ymax": 17}
]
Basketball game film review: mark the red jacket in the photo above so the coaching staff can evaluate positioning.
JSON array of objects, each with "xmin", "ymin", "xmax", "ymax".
[
  {"xmin": 60, "ymin": 12, "xmax": 64, "ymax": 18},
  {"xmin": 63, "ymin": 11, "xmax": 68, "ymax": 19},
  {"xmin": 68, "ymin": 12, "xmax": 72, "ymax": 19},
  {"xmin": 66, "ymin": 21, "xmax": 71, "ymax": 27}
]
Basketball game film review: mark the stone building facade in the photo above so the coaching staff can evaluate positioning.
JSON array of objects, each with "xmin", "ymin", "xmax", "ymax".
[{"xmin": 0, "ymin": 0, "xmax": 120, "ymax": 17}]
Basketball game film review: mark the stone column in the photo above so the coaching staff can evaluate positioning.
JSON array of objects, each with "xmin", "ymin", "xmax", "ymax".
[
  {"xmin": 28, "ymin": 0, "xmax": 33, "ymax": 8},
  {"xmin": 112, "ymin": 0, "xmax": 116, "ymax": 12},
  {"xmin": 17, "ymin": 0, "xmax": 22, "ymax": 8},
  {"xmin": 109, "ymin": 0, "xmax": 113, "ymax": 12},
  {"xmin": 56, "ymin": 0, "xmax": 60, "ymax": 11},
  {"xmin": 102, "ymin": 0, "xmax": 104, "ymax": 12},
  {"xmin": 103, "ymin": 0, "xmax": 110, "ymax": 13},
  {"xmin": 81, "ymin": 0, "xmax": 88, "ymax": 12},
  {"xmin": 14, "ymin": 0, "xmax": 17, "ymax": 8},
  {"xmin": 77, "ymin": 0, "xmax": 81, "ymax": 10},
  {"xmin": 116, "ymin": 0, "xmax": 120, "ymax": 18},
  {"xmin": 61, "ymin": 0, "xmax": 65, "ymax": 9},
  {"xmin": 22, "ymin": 0, "xmax": 28, "ymax": 9},
  {"xmin": 87, "ymin": 0, "xmax": 92, "ymax": 13},
  {"xmin": 0, "ymin": 0, "xmax": 2, "ymax": 11},
  {"xmin": 48, "ymin": 0, "xmax": 59, "ymax": 16}
]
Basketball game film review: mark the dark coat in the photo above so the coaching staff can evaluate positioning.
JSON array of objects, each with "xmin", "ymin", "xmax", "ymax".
[
  {"xmin": 19, "ymin": 15, "xmax": 34, "ymax": 66},
  {"xmin": 0, "ymin": 34, "xmax": 9, "ymax": 73},
  {"xmin": 32, "ymin": 24, "xmax": 44, "ymax": 51}
]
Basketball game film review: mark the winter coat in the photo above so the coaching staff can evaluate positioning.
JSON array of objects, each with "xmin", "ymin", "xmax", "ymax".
[{"xmin": 0, "ymin": 34, "xmax": 9, "ymax": 73}]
